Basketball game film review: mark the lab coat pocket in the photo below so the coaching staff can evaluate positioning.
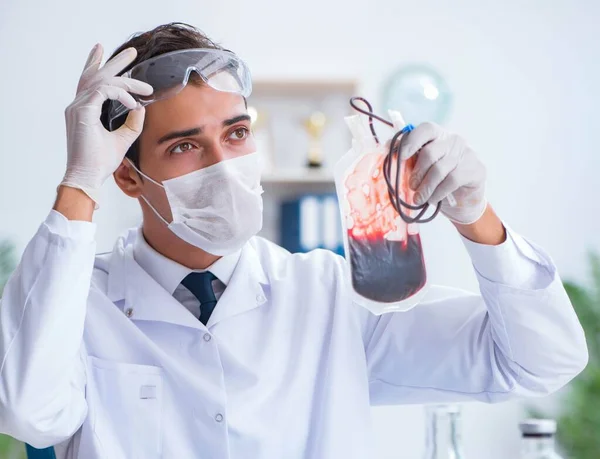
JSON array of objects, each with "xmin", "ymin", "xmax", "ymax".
[{"xmin": 88, "ymin": 357, "xmax": 164, "ymax": 459}]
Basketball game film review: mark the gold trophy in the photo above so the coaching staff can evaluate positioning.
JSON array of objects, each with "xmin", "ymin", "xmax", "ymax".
[{"xmin": 304, "ymin": 111, "xmax": 327, "ymax": 168}]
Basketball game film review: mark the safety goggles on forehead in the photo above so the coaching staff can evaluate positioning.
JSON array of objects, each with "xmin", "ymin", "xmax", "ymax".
[{"xmin": 106, "ymin": 48, "xmax": 252, "ymax": 130}]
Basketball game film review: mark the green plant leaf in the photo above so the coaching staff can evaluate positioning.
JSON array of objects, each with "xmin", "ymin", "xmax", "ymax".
[
  {"xmin": 0, "ymin": 240, "xmax": 16, "ymax": 297},
  {"xmin": 0, "ymin": 434, "xmax": 27, "ymax": 459}
]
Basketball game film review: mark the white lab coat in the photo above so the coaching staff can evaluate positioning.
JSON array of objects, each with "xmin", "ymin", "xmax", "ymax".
[{"xmin": 0, "ymin": 211, "xmax": 588, "ymax": 459}]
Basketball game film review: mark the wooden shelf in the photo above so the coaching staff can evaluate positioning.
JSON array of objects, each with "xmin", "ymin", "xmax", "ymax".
[
  {"xmin": 262, "ymin": 169, "xmax": 335, "ymax": 185},
  {"xmin": 252, "ymin": 79, "xmax": 357, "ymax": 95}
]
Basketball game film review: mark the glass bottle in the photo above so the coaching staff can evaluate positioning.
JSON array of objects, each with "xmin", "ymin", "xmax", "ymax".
[
  {"xmin": 520, "ymin": 419, "xmax": 564, "ymax": 459},
  {"xmin": 422, "ymin": 404, "xmax": 466, "ymax": 459}
]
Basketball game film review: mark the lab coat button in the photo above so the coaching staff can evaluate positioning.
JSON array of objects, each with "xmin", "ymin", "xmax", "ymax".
[
  {"xmin": 256, "ymin": 294, "xmax": 265, "ymax": 303},
  {"xmin": 203, "ymin": 333, "xmax": 212, "ymax": 342},
  {"xmin": 215, "ymin": 413, "xmax": 224, "ymax": 423},
  {"xmin": 125, "ymin": 308, "xmax": 133, "ymax": 318}
]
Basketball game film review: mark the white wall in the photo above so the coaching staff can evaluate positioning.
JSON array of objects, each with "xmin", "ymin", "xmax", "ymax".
[{"xmin": 1, "ymin": 1, "xmax": 599, "ymax": 457}]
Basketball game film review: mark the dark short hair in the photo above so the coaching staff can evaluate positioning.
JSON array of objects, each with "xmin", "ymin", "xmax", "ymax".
[{"xmin": 100, "ymin": 22, "xmax": 223, "ymax": 168}]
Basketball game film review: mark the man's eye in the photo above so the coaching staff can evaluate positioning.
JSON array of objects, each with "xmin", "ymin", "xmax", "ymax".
[
  {"xmin": 170, "ymin": 142, "xmax": 195, "ymax": 154},
  {"xmin": 229, "ymin": 128, "xmax": 249, "ymax": 140}
]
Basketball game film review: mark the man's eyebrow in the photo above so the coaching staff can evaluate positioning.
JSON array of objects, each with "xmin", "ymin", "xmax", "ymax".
[
  {"xmin": 157, "ymin": 127, "xmax": 203, "ymax": 145},
  {"xmin": 223, "ymin": 114, "xmax": 251, "ymax": 126},
  {"xmin": 156, "ymin": 115, "xmax": 251, "ymax": 145}
]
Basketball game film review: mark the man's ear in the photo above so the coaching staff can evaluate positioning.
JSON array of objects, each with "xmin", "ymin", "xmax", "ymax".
[{"xmin": 113, "ymin": 160, "xmax": 143, "ymax": 198}]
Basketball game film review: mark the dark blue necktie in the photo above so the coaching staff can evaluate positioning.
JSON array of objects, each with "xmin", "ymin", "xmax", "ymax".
[{"xmin": 181, "ymin": 272, "xmax": 218, "ymax": 325}]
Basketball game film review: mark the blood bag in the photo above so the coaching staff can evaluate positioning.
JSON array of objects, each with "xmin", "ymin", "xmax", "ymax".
[{"xmin": 334, "ymin": 108, "xmax": 430, "ymax": 314}]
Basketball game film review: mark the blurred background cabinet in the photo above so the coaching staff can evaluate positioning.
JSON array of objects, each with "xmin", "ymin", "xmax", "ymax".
[{"xmin": 248, "ymin": 80, "xmax": 357, "ymax": 252}]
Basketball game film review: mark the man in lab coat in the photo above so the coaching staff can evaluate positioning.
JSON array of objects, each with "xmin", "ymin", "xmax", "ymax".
[{"xmin": 0, "ymin": 22, "xmax": 588, "ymax": 459}]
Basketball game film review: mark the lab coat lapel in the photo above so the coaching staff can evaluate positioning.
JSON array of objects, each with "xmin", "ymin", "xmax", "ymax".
[
  {"xmin": 207, "ymin": 240, "xmax": 269, "ymax": 328},
  {"xmin": 106, "ymin": 230, "xmax": 204, "ymax": 331}
]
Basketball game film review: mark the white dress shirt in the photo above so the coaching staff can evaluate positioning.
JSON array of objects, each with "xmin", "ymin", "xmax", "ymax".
[{"xmin": 132, "ymin": 228, "xmax": 241, "ymax": 318}]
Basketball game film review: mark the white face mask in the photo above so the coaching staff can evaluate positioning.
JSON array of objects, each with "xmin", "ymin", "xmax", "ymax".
[{"xmin": 129, "ymin": 152, "xmax": 264, "ymax": 256}]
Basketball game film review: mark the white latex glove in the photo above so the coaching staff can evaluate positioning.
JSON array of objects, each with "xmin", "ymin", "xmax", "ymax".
[
  {"xmin": 399, "ymin": 122, "xmax": 487, "ymax": 225},
  {"xmin": 60, "ymin": 44, "xmax": 153, "ymax": 204}
]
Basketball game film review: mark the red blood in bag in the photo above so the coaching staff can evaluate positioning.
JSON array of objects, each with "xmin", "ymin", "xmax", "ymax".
[
  {"xmin": 344, "ymin": 152, "xmax": 426, "ymax": 302},
  {"xmin": 348, "ymin": 234, "xmax": 426, "ymax": 302}
]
